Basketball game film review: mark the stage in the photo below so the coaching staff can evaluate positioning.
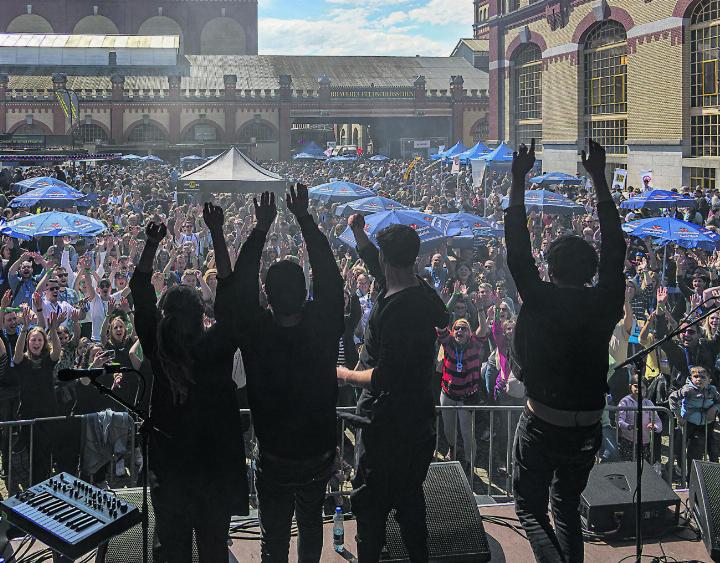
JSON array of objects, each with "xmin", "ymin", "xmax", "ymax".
[{"xmin": 3, "ymin": 492, "xmax": 710, "ymax": 562}]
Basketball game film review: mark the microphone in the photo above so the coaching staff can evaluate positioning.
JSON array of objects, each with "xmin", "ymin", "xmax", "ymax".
[{"xmin": 57, "ymin": 363, "xmax": 134, "ymax": 382}]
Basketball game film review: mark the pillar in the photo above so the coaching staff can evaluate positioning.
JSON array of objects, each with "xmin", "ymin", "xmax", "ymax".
[
  {"xmin": 110, "ymin": 74, "xmax": 124, "ymax": 144},
  {"xmin": 51, "ymin": 73, "xmax": 68, "ymax": 136},
  {"xmin": 278, "ymin": 75, "xmax": 293, "ymax": 161},
  {"xmin": 168, "ymin": 75, "xmax": 181, "ymax": 144},
  {"xmin": 223, "ymin": 74, "xmax": 237, "ymax": 144},
  {"xmin": 450, "ymin": 75, "xmax": 465, "ymax": 144}
]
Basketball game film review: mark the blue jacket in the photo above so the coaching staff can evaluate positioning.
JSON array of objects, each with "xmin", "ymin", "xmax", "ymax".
[{"xmin": 669, "ymin": 381, "xmax": 720, "ymax": 426}]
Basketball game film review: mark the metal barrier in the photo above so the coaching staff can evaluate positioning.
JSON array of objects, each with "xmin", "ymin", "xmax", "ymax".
[{"xmin": 1, "ymin": 404, "xmax": 713, "ymax": 503}]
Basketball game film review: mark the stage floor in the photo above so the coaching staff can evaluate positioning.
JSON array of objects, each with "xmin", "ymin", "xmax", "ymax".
[{"xmin": 5, "ymin": 492, "xmax": 712, "ymax": 562}]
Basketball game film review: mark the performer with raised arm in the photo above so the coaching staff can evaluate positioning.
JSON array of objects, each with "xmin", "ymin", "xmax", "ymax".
[
  {"xmin": 231, "ymin": 185, "xmax": 344, "ymax": 562},
  {"xmin": 129, "ymin": 204, "xmax": 247, "ymax": 563},
  {"xmin": 505, "ymin": 140, "xmax": 626, "ymax": 562},
  {"xmin": 337, "ymin": 214, "xmax": 449, "ymax": 563}
]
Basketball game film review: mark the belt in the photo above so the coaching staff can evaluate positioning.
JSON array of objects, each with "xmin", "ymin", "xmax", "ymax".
[{"xmin": 526, "ymin": 398, "xmax": 603, "ymax": 428}]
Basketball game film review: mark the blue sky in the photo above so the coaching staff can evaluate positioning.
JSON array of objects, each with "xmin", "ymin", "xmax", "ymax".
[{"xmin": 258, "ymin": 0, "xmax": 475, "ymax": 57}]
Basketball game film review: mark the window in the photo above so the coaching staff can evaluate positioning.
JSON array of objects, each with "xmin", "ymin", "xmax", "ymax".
[
  {"xmin": 513, "ymin": 43, "xmax": 543, "ymax": 150},
  {"xmin": 127, "ymin": 123, "xmax": 167, "ymax": 144},
  {"xmin": 238, "ymin": 122, "xmax": 276, "ymax": 143},
  {"xmin": 74, "ymin": 124, "xmax": 108, "ymax": 144},
  {"xmin": 470, "ymin": 118, "xmax": 488, "ymax": 143},
  {"xmin": 583, "ymin": 21, "xmax": 627, "ymax": 155},
  {"xmin": 691, "ymin": 114, "xmax": 720, "ymax": 156},
  {"xmin": 182, "ymin": 123, "xmax": 219, "ymax": 143},
  {"xmin": 690, "ymin": 167, "xmax": 717, "ymax": 191}
]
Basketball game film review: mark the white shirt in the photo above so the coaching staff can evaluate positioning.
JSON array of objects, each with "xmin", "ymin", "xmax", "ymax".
[
  {"xmin": 88, "ymin": 290, "xmax": 123, "ymax": 342},
  {"xmin": 39, "ymin": 298, "xmax": 74, "ymax": 328}
]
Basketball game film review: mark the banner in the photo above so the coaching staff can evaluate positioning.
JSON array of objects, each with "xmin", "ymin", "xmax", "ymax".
[
  {"xmin": 470, "ymin": 159, "xmax": 487, "ymax": 189},
  {"xmin": 612, "ymin": 168, "xmax": 627, "ymax": 191},
  {"xmin": 640, "ymin": 169, "xmax": 654, "ymax": 191},
  {"xmin": 451, "ymin": 156, "xmax": 460, "ymax": 175},
  {"xmin": 55, "ymin": 89, "xmax": 79, "ymax": 121},
  {"xmin": 413, "ymin": 140, "xmax": 431, "ymax": 149},
  {"xmin": 403, "ymin": 156, "xmax": 422, "ymax": 181}
]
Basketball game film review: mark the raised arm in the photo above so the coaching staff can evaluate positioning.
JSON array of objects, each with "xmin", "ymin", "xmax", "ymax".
[
  {"xmin": 287, "ymin": 184, "xmax": 344, "ymax": 321},
  {"xmin": 348, "ymin": 214, "xmax": 385, "ymax": 291},
  {"xmin": 504, "ymin": 140, "xmax": 543, "ymax": 302},
  {"xmin": 203, "ymin": 203, "xmax": 231, "ymax": 279},
  {"xmin": 583, "ymin": 140, "xmax": 627, "ymax": 296},
  {"xmin": 47, "ymin": 311, "xmax": 64, "ymax": 362}
]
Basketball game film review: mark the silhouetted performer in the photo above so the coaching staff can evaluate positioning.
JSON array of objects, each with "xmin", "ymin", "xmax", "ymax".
[
  {"xmin": 129, "ymin": 204, "xmax": 248, "ymax": 563},
  {"xmin": 232, "ymin": 186, "xmax": 344, "ymax": 562},
  {"xmin": 505, "ymin": 140, "xmax": 626, "ymax": 563},
  {"xmin": 338, "ymin": 216, "xmax": 449, "ymax": 563}
]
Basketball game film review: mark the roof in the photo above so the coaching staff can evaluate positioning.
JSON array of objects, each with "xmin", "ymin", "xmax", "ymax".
[
  {"xmin": 0, "ymin": 34, "xmax": 180, "ymax": 50},
  {"xmin": 1, "ymin": 54, "xmax": 488, "ymax": 96},
  {"xmin": 451, "ymin": 39, "xmax": 490, "ymax": 56}
]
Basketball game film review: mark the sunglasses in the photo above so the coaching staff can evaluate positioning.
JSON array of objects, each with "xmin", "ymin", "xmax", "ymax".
[
  {"xmin": 56, "ymin": 273, "xmax": 68, "ymax": 278},
  {"xmin": 454, "ymin": 326, "xmax": 468, "ymax": 332}
]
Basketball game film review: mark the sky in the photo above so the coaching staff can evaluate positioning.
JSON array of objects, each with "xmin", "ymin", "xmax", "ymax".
[{"xmin": 258, "ymin": 0, "xmax": 475, "ymax": 57}]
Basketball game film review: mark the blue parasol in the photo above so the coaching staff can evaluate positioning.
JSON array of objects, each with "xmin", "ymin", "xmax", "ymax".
[
  {"xmin": 12, "ymin": 177, "xmax": 74, "ymax": 194},
  {"xmin": 622, "ymin": 217, "xmax": 720, "ymax": 250},
  {"xmin": 308, "ymin": 181, "xmax": 374, "ymax": 204},
  {"xmin": 335, "ymin": 196, "xmax": 407, "ymax": 217},
  {"xmin": 1, "ymin": 211, "xmax": 108, "ymax": 240},
  {"xmin": 437, "ymin": 212, "xmax": 503, "ymax": 238},
  {"xmin": 10, "ymin": 185, "xmax": 93, "ymax": 209},
  {"xmin": 530, "ymin": 172, "xmax": 584, "ymax": 187},
  {"xmin": 620, "ymin": 189, "xmax": 697, "ymax": 210},
  {"xmin": 501, "ymin": 189, "xmax": 585, "ymax": 215}
]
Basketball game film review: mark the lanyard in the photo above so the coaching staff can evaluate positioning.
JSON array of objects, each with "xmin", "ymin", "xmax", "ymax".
[{"xmin": 455, "ymin": 346, "xmax": 464, "ymax": 373}]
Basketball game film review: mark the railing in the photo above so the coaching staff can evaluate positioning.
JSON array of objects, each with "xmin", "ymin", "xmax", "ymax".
[{"xmin": 0, "ymin": 404, "xmax": 710, "ymax": 504}]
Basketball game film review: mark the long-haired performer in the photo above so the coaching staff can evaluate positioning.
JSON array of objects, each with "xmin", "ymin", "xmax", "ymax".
[{"xmin": 129, "ymin": 204, "xmax": 248, "ymax": 562}]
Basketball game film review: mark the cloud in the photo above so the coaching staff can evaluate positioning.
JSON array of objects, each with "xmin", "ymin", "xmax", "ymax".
[
  {"xmin": 259, "ymin": 16, "xmax": 449, "ymax": 56},
  {"xmin": 407, "ymin": 0, "xmax": 474, "ymax": 26},
  {"xmin": 379, "ymin": 11, "xmax": 409, "ymax": 27}
]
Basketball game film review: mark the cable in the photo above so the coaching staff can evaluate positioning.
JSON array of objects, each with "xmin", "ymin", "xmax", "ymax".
[{"xmin": 480, "ymin": 515, "xmax": 527, "ymax": 539}]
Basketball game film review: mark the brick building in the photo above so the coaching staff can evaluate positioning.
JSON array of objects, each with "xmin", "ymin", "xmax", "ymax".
[
  {"xmin": 0, "ymin": 34, "xmax": 489, "ymax": 161},
  {"xmin": 477, "ymin": 0, "xmax": 720, "ymax": 189},
  {"xmin": 0, "ymin": 0, "xmax": 258, "ymax": 55}
]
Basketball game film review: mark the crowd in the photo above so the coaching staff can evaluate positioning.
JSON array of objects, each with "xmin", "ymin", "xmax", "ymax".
[{"xmin": 0, "ymin": 148, "xmax": 718, "ymax": 496}]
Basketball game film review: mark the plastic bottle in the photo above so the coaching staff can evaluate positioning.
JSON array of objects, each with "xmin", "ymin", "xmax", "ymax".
[{"xmin": 333, "ymin": 506, "xmax": 345, "ymax": 553}]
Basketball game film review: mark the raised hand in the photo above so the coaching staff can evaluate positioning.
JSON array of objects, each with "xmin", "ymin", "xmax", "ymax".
[
  {"xmin": 146, "ymin": 222, "xmax": 167, "ymax": 245},
  {"xmin": 656, "ymin": 286, "xmax": 668, "ymax": 305},
  {"xmin": 512, "ymin": 139, "xmax": 536, "ymax": 178},
  {"xmin": 107, "ymin": 297, "xmax": 117, "ymax": 313},
  {"xmin": 253, "ymin": 192, "xmax": 277, "ymax": 231},
  {"xmin": 70, "ymin": 308, "xmax": 81, "ymax": 322},
  {"xmin": 1, "ymin": 290, "xmax": 12, "ymax": 310},
  {"xmin": 348, "ymin": 213, "xmax": 365, "ymax": 233},
  {"xmin": 286, "ymin": 183, "xmax": 310, "ymax": 219},
  {"xmin": 32, "ymin": 292, "xmax": 42, "ymax": 311},
  {"xmin": 581, "ymin": 139, "xmax": 606, "ymax": 179},
  {"xmin": 203, "ymin": 203, "xmax": 224, "ymax": 231}
]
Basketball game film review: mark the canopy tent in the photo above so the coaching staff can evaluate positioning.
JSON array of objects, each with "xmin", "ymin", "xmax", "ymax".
[
  {"xmin": 12, "ymin": 177, "xmax": 74, "ymax": 194},
  {"xmin": 457, "ymin": 142, "xmax": 491, "ymax": 164},
  {"xmin": 1, "ymin": 211, "xmax": 107, "ymax": 240},
  {"xmin": 620, "ymin": 189, "xmax": 696, "ymax": 210},
  {"xmin": 431, "ymin": 141, "xmax": 468, "ymax": 161},
  {"xmin": 180, "ymin": 146, "xmax": 286, "ymax": 196},
  {"xmin": 477, "ymin": 141, "xmax": 514, "ymax": 163}
]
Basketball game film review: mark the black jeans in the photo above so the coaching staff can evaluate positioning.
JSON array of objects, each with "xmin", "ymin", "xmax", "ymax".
[
  {"xmin": 151, "ymin": 477, "xmax": 231, "ymax": 563},
  {"xmin": 255, "ymin": 449, "xmax": 334, "ymax": 563},
  {"xmin": 513, "ymin": 410, "xmax": 601, "ymax": 563},
  {"xmin": 351, "ymin": 431, "xmax": 435, "ymax": 563}
]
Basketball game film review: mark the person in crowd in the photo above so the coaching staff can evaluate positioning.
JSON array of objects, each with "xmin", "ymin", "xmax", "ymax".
[
  {"xmin": 616, "ymin": 372, "xmax": 663, "ymax": 463},
  {"xmin": 505, "ymin": 140, "xmax": 626, "ymax": 563},
  {"xmin": 337, "ymin": 212, "xmax": 449, "ymax": 562},
  {"xmin": 8, "ymin": 252, "xmax": 47, "ymax": 309},
  {"xmin": 231, "ymin": 186, "xmax": 344, "ymax": 563},
  {"xmin": 669, "ymin": 366, "xmax": 720, "ymax": 475},
  {"xmin": 129, "ymin": 205, "xmax": 248, "ymax": 562},
  {"xmin": 338, "ymin": 289, "xmax": 361, "ymax": 407}
]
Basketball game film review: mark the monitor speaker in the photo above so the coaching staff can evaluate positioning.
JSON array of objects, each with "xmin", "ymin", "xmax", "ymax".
[{"xmin": 690, "ymin": 460, "xmax": 720, "ymax": 562}]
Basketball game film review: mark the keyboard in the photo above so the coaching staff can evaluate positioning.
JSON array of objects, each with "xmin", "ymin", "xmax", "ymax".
[{"xmin": 1, "ymin": 472, "xmax": 142, "ymax": 559}]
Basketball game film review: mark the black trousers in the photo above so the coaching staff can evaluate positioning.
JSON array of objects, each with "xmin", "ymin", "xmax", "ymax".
[
  {"xmin": 151, "ymin": 478, "xmax": 231, "ymax": 563},
  {"xmin": 351, "ymin": 431, "xmax": 435, "ymax": 563},
  {"xmin": 513, "ymin": 410, "xmax": 601, "ymax": 563},
  {"xmin": 255, "ymin": 449, "xmax": 334, "ymax": 563}
]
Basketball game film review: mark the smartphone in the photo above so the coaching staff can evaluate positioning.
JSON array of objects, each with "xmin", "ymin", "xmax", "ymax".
[{"xmin": 103, "ymin": 350, "xmax": 116, "ymax": 361}]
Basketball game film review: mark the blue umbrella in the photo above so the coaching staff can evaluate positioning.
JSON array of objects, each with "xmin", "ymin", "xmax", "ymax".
[
  {"xmin": 501, "ymin": 189, "xmax": 585, "ymax": 215},
  {"xmin": 141, "ymin": 155, "xmax": 163, "ymax": 163},
  {"xmin": 293, "ymin": 152, "xmax": 324, "ymax": 160},
  {"xmin": 530, "ymin": 172, "xmax": 584, "ymax": 187},
  {"xmin": 620, "ymin": 189, "xmax": 696, "ymax": 210},
  {"xmin": 437, "ymin": 212, "xmax": 503, "ymax": 238},
  {"xmin": 338, "ymin": 210, "xmax": 447, "ymax": 253},
  {"xmin": 10, "ymin": 185, "xmax": 92, "ymax": 209},
  {"xmin": 180, "ymin": 155, "xmax": 205, "ymax": 163},
  {"xmin": 1, "ymin": 211, "xmax": 108, "ymax": 240},
  {"xmin": 308, "ymin": 181, "xmax": 374, "ymax": 204},
  {"xmin": 622, "ymin": 217, "xmax": 720, "ymax": 250},
  {"xmin": 326, "ymin": 155, "xmax": 357, "ymax": 162},
  {"xmin": 12, "ymin": 177, "xmax": 74, "ymax": 194},
  {"xmin": 335, "ymin": 196, "xmax": 407, "ymax": 217},
  {"xmin": 120, "ymin": 154, "xmax": 142, "ymax": 161},
  {"xmin": 369, "ymin": 155, "xmax": 390, "ymax": 161}
]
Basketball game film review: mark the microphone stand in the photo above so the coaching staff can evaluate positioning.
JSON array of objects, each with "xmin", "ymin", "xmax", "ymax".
[
  {"xmin": 615, "ymin": 300, "xmax": 720, "ymax": 563},
  {"xmin": 86, "ymin": 370, "xmax": 167, "ymax": 563}
]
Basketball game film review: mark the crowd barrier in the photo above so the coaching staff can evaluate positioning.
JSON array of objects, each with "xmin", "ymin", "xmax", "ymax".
[{"xmin": 0, "ymin": 404, "xmax": 714, "ymax": 502}]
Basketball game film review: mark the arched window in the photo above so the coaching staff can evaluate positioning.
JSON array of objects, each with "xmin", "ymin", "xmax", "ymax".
[
  {"xmin": 470, "ymin": 118, "xmax": 488, "ymax": 143},
  {"xmin": 12, "ymin": 123, "xmax": 47, "ymax": 135},
  {"xmin": 6, "ymin": 14, "xmax": 53, "ymax": 33},
  {"xmin": 200, "ymin": 18, "xmax": 246, "ymax": 55},
  {"xmin": 182, "ymin": 123, "xmax": 221, "ymax": 143},
  {"xmin": 513, "ymin": 43, "xmax": 543, "ymax": 150},
  {"xmin": 74, "ymin": 124, "xmax": 108, "ymax": 144},
  {"xmin": 583, "ymin": 21, "xmax": 627, "ymax": 155},
  {"xmin": 238, "ymin": 122, "xmax": 276, "ymax": 144},
  {"xmin": 691, "ymin": 0, "xmax": 720, "ymax": 157},
  {"xmin": 127, "ymin": 123, "xmax": 167, "ymax": 144}
]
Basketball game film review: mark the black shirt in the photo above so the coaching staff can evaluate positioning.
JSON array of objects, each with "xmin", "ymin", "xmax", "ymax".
[
  {"xmin": 232, "ymin": 215, "xmax": 344, "ymax": 460},
  {"xmin": 504, "ymin": 201, "xmax": 626, "ymax": 411},
  {"xmin": 355, "ymin": 242, "xmax": 449, "ymax": 443}
]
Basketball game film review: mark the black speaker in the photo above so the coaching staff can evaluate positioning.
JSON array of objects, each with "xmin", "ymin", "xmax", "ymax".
[
  {"xmin": 380, "ymin": 461, "xmax": 490, "ymax": 562},
  {"xmin": 581, "ymin": 461, "xmax": 680, "ymax": 537},
  {"xmin": 96, "ymin": 488, "xmax": 199, "ymax": 563},
  {"xmin": 690, "ymin": 460, "xmax": 720, "ymax": 561}
]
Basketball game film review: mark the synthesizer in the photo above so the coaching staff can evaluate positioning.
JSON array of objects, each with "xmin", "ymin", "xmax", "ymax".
[{"xmin": 1, "ymin": 472, "xmax": 141, "ymax": 559}]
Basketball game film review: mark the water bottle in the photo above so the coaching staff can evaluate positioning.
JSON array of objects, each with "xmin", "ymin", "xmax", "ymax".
[{"xmin": 333, "ymin": 506, "xmax": 345, "ymax": 553}]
